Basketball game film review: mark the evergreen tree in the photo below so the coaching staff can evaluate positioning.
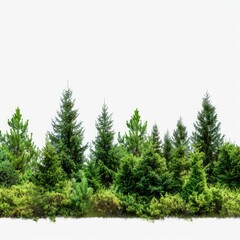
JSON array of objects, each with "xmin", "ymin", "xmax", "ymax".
[
  {"xmin": 118, "ymin": 109, "xmax": 147, "ymax": 157},
  {"xmin": 192, "ymin": 93, "xmax": 224, "ymax": 179},
  {"xmin": 214, "ymin": 143, "xmax": 240, "ymax": 188},
  {"xmin": 134, "ymin": 141, "xmax": 171, "ymax": 198},
  {"xmin": 170, "ymin": 118, "xmax": 190, "ymax": 192},
  {"xmin": 35, "ymin": 137, "xmax": 65, "ymax": 190},
  {"xmin": 49, "ymin": 88, "xmax": 87, "ymax": 177},
  {"xmin": 91, "ymin": 103, "xmax": 119, "ymax": 187},
  {"xmin": 182, "ymin": 151, "xmax": 208, "ymax": 199},
  {"xmin": 3, "ymin": 107, "xmax": 37, "ymax": 173},
  {"xmin": 172, "ymin": 117, "xmax": 189, "ymax": 151},
  {"xmin": 151, "ymin": 124, "xmax": 162, "ymax": 156},
  {"xmin": 0, "ymin": 147, "xmax": 19, "ymax": 187},
  {"xmin": 163, "ymin": 131, "xmax": 172, "ymax": 166}
]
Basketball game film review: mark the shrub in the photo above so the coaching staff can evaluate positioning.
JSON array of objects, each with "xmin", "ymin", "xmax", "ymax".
[
  {"xmin": 185, "ymin": 190, "xmax": 213, "ymax": 215},
  {"xmin": 92, "ymin": 190, "xmax": 122, "ymax": 217},
  {"xmin": 220, "ymin": 190, "xmax": 240, "ymax": 217},
  {"xmin": 70, "ymin": 171, "xmax": 93, "ymax": 216},
  {"xmin": 149, "ymin": 194, "xmax": 186, "ymax": 219},
  {"xmin": 0, "ymin": 183, "xmax": 36, "ymax": 218},
  {"xmin": 0, "ymin": 161, "xmax": 19, "ymax": 187}
]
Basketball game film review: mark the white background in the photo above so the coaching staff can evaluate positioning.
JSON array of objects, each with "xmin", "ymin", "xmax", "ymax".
[{"xmin": 1, "ymin": 0, "xmax": 240, "ymax": 149}]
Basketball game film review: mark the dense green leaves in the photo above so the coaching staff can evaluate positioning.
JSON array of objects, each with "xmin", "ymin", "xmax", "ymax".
[
  {"xmin": 0, "ymin": 90, "xmax": 239, "ymax": 219},
  {"xmin": 192, "ymin": 93, "xmax": 224, "ymax": 180},
  {"xmin": 91, "ymin": 103, "xmax": 119, "ymax": 188},
  {"xmin": 49, "ymin": 88, "xmax": 87, "ymax": 177},
  {"xmin": 2, "ymin": 108, "xmax": 37, "ymax": 174},
  {"xmin": 34, "ymin": 137, "xmax": 65, "ymax": 190},
  {"xmin": 118, "ymin": 109, "xmax": 147, "ymax": 157},
  {"xmin": 214, "ymin": 143, "xmax": 240, "ymax": 188}
]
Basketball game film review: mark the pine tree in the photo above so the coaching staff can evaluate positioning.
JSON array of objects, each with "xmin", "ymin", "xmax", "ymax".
[
  {"xmin": 3, "ymin": 107, "xmax": 37, "ymax": 173},
  {"xmin": 182, "ymin": 151, "xmax": 208, "ymax": 199},
  {"xmin": 35, "ymin": 137, "xmax": 65, "ymax": 190},
  {"xmin": 170, "ymin": 118, "xmax": 190, "ymax": 192},
  {"xmin": 49, "ymin": 88, "xmax": 87, "ymax": 177},
  {"xmin": 118, "ymin": 109, "xmax": 147, "ymax": 157},
  {"xmin": 134, "ymin": 141, "xmax": 171, "ymax": 198},
  {"xmin": 214, "ymin": 143, "xmax": 240, "ymax": 188},
  {"xmin": 115, "ymin": 153, "xmax": 138, "ymax": 195},
  {"xmin": 163, "ymin": 131, "xmax": 172, "ymax": 166},
  {"xmin": 192, "ymin": 93, "xmax": 224, "ymax": 179},
  {"xmin": 91, "ymin": 103, "xmax": 119, "ymax": 187},
  {"xmin": 151, "ymin": 124, "xmax": 162, "ymax": 156},
  {"xmin": 172, "ymin": 117, "xmax": 189, "ymax": 152}
]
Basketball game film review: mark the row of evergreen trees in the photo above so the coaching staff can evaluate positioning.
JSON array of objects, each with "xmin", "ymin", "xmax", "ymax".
[{"xmin": 0, "ymin": 88, "xmax": 239, "ymax": 219}]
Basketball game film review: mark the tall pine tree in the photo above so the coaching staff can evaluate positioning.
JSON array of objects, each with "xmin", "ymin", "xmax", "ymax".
[
  {"xmin": 118, "ymin": 109, "xmax": 147, "ymax": 157},
  {"xmin": 35, "ymin": 136, "xmax": 65, "ymax": 190},
  {"xmin": 3, "ymin": 107, "xmax": 37, "ymax": 173},
  {"xmin": 91, "ymin": 103, "xmax": 119, "ymax": 187},
  {"xmin": 151, "ymin": 124, "xmax": 162, "ymax": 156},
  {"xmin": 49, "ymin": 88, "xmax": 87, "ymax": 177},
  {"xmin": 170, "ymin": 118, "xmax": 189, "ymax": 192},
  {"xmin": 192, "ymin": 93, "xmax": 224, "ymax": 180}
]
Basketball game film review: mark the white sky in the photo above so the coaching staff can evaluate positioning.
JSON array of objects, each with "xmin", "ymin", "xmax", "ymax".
[{"xmin": 1, "ymin": 0, "xmax": 240, "ymax": 149}]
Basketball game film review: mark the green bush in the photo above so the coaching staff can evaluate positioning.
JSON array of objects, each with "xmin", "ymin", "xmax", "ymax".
[
  {"xmin": 220, "ymin": 190, "xmax": 240, "ymax": 217},
  {"xmin": 70, "ymin": 171, "xmax": 93, "ymax": 216},
  {"xmin": 0, "ymin": 183, "xmax": 36, "ymax": 218},
  {"xmin": 119, "ymin": 194, "xmax": 149, "ymax": 218},
  {"xmin": 0, "ymin": 161, "xmax": 19, "ymax": 187},
  {"xmin": 92, "ymin": 190, "xmax": 122, "ymax": 217},
  {"xmin": 185, "ymin": 190, "xmax": 213, "ymax": 215},
  {"xmin": 149, "ymin": 194, "xmax": 186, "ymax": 219}
]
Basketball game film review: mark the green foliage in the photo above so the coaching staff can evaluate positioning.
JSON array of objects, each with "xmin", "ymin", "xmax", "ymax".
[
  {"xmin": 118, "ymin": 109, "xmax": 147, "ymax": 157},
  {"xmin": 220, "ymin": 190, "xmax": 240, "ymax": 217},
  {"xmin": 115, "ymin": 154, "xmax": 138, "ymax": 195},
  {"xmin": 70, "ymin": 170, "xmax": 93, "ymax": 216},
  {"xmin": 91, "ymin": 103, "xmax": 119, "ymax": 188},
  {"xmin": 182, "ymin": 151, "xmax": 208, "ymax": 199},
  {"xmin": 182, "ymin": 151, "xmax": 213, "ymax": 214},
  {"xmin": 163, "ymin": 131, "xmax": 172, "ymax": 166},
  {"xmin": 151, "ymin": 124, "xmax": 162, "ymax": 156},
  {"xmin": 0, "ymin": 183, "xmax": 36, "ymax": 218},
  {"xmin": 34, "ymin": 137, "xmax": 65, "ymax": 190},
  {"xmin": 134, "ymin": 141, "xmax": 171, "ymax": 198},
  {"xmin": 3, "ymin": 107, "xmax": 38, "ymax": 173},
  {"xmin": 214, "ymin": 143, "xmax": 240, "ymax": 188},
  {"xmin": 170, "ymin": 118, "xmax": 190, "ymax": 192},
  {"xmin": 149, "ymin": 194, "xmax": 186, "ymax": 219},
  {"xmin": 49, "ymin": 88, "xmax": 87, "ymax": 177},
  {"xmin": 91, "ymin": 189, "xmax": 122, "ymax": 216},
  {"xmin": 0, "ymin": 160, "xmax": 19, "ymax": 187},
  {"xmin": 119, "ymin": 194, "xmax": 149, "ymax": 218},
  {"xmin": 192, "ymin": 93, "xmax": 224, "ymax": 180}
]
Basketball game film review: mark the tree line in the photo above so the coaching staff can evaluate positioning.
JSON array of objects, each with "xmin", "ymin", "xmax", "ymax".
[{"xmin": 0, "ymin": 88, "xmax": 239, "ymax": 220}]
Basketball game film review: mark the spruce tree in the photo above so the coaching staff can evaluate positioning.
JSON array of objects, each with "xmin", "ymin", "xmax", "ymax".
[
  {"xmin": 91, "ymin": 103, "xmax": 119, "ymax": 188},
  {"xmin": 151, "ymin": 124, "xmax": 162, "ymax": 156},
  {"xmin": 35, "ymin": 137, "xmax": 65, "ymax": 190},
  {"xmin": 182, "ymin": 151, "xmax": 208, "ymax": 199},
  {"xmin": 163, "ymin": 131, "xmax": 172, "ymax": 166},
  {"xmin": 172, "ymin": 118, "xmax": 189, "ymax": 151},
  {"xmin": 170, "ymin": 118, "xmax": 189, "ymax": 192},
  {"xmin": 214, "ymin": 143, "xmax": 240, "ymax": 188},
  {"xmin": 192, "ymin": 93, "xmax": 224, "ymax": 179},
  {"xmin": 134, "ymin": 141, "xmax": 171, "ymax": 198},
  {"xmin": 49, "ymin": 88, "xmax": 87, "ymax": 177},
  {"xmin": 118, "ymin": 109, "xmax": 147, "ymax": 157},
  {"xmin": 3, "ymin": 107, "xmax": 37, "ymax": 173},
  {"xmin": 115, "ymin": 153, "xmax": 138, "ymax": 195}
]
